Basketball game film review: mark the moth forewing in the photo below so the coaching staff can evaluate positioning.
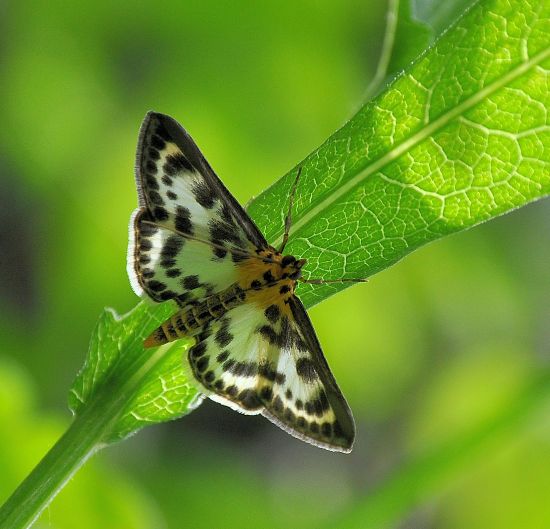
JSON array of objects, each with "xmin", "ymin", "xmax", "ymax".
[{"xmin": 129, "ymin": 111, "xmax": 355, "ymax": 452}]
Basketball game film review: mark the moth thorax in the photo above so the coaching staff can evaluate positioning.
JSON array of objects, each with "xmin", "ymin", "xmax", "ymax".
[{"xmin": 280, "ymin": 255, "xmax": 307, "ymax": 280}]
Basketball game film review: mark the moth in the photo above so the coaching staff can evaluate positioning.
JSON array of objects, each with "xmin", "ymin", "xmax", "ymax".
[{"xmin": 128, "ymin": 112, "xmax": 362, "ymax": 452}]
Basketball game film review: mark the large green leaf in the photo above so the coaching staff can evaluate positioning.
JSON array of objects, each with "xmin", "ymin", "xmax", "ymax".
[
  {"xmin": 248, "ymin": 0, "xmax": 550, "ymax": 308},
  {"xmin": 71, "ymin": 0, "xmax": 548, "ymax": 440}
]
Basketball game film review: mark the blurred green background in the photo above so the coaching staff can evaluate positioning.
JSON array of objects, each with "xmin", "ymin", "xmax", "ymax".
[{"xmin": 1, "ymin": 1, "xmax": 549, "ymax": 528}]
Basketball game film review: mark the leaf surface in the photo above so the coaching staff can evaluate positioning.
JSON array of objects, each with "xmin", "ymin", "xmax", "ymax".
[
  {"xmin": 69, "ymin": 302, "xmax": 200, "ymax": 441},
  {"xmin": 70, "ymin": 0, "xmax": 550, "ymax": 437},
  {"xmin": 248, "ymin": 0, "xmax": 550, "ymax": 308}
]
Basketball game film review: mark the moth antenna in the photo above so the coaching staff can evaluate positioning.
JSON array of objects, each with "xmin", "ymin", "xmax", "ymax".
[
  {"xmin": 300, "ymin": 278, "xmax": 369, "ymax": 285},
  {"xmin": 279, "ymin": 166, "xmax": 302, "ymax": 254}
]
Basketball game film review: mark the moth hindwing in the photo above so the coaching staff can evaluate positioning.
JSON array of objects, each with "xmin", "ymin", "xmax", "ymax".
[{"xmin": 128, "ymin": 111, "xmax": 355, "ymax": 452}]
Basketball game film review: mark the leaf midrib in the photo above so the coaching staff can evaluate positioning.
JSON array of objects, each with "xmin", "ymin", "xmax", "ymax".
[{"xmin": 274, "ymin": 45, "xmax": 550, "ymax": 248}]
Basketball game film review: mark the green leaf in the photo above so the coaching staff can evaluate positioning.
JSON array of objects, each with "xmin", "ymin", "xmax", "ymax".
[
  {"xmin": 72, "ymin": 0, "xmax": 550, "ymax": 443},
  {"xmin": 366, "ymin": 0, "xmax": 480, "ymax": 101},
  {"xmin": 248, "ymin": 0, "xmax": 550, "ymax": 309},
  {"xmin": 69, "ymin": 302, "xmax": 200, "ymax": 442}
]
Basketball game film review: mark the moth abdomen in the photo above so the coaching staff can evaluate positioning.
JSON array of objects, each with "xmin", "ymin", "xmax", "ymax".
[{"xmin": 143, "ymin": 283, "xmax": 245, "ymax": 348}]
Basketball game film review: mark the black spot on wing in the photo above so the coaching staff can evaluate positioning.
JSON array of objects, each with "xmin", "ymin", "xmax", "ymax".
[
  {"xmin": 219, "ymin": 203, "xmax": 233, "ymax": 223},
  {"xmin": 272, "ymin": 396, "xmax": 284, "ymax": 413},
  {"xmin": 190, "ymin": 341, "xmax": 207, "ymax": 358},
  {"xmin": 264, "ymin": 304, "xmax": 280, "ymax": 323},
  {"xmin": 230, "ymin": 361, "xmax": 258, "ymax": 377},
  {"xmin": 160, "ymin": 235, "xmax": 184, "ymax": 268},
  {"xmin": 140, "ymin": 239, "xmax": 152, "ymax": 251},
  {"xmin": 153, "ymin": 207, "xmax": 169, "ymax": 221},
  {"xmin": 257, "ymin": 315, "xmax": 292, "ymax": 349},
  {"xmin": 196, "ymin": 356, "xmax": 209, "ymax": 373},
  {"xmin": 208, "ymin": 219, "xmax": 243, "ymax": 247},
  {"xmin": 159, "ymin": 290, "xmax": 177, "ymax": 301},
  {"xmin": 164, "ymin": 153, "xmax": 193, "ymax": 175},
  {"xmin": 148, "ymin": 147, "xmax": 160, "ymax": 160},
  {"xmin": 160, "ymin": 258, "xmax": 176, "ymax": 269},
  {"xmin": 333, "ymin": 421, "xmax": 345, "ymax": 439},
  {"xmin": 191, "ymin": 180, "xmax": 217, "ymax": 209},
  {"xmin": 145, "ymin": 174, "xmax": 159, "ymax": 191},
  {"xmin": 305, "ymin": 391, "xmax": 329, "ymax": 418},
  {"xmin": 259, "ymin": 361, "xmax": 285, "ymax": 385},
  {"xmin": 222, "ymin": 359, "xmax": 235, "ymax": 372},
  {"xmin": 284, "ymin": 408, "xmax": 295, "ymax": 422},
  {"xmin": 150, "ymin": 134, "xmax": 166, "ymax": 150},
  {"xmin": 148, "ymin": 190, "xmax": 164, "ymax": 206},
  {"xmin": 321, "ymin": 422, "xmax": 332, "ymax": 437},
  {"xmin": 260, "ymin": 386, "xmax": 273, "ymax": 401},
  {"xmin": 318, "ymin": 390, "xmax": 330, "ymax": 413},
  {"xmin": 296, "ymin": 357, "xmax": 319, "ymax": 382},
  {"xmin": 139, "ymin": 238, "xmax": 153, "ymax": 252},
  {"xmin": 213, "ymin": 246, "xmax": 228, "ymax": 259},
  {"xmin": 216, "ymin": 350, "xmax": 229, "ymax": 363},
  {"xmin": 258, "ymin": 325, "xmax": 279, "ymax": 346},
  {"xmin": 136, "ymin": 212, "xmax": 158, "ymax": 236},
  {"xmin": 182, "ymin": 275, "xmax": 200, "ymax": 290},
  {"xmin": 148, "ymin": 280, "xmax": 166, "ymax": 292},
  {"xmin": 175, "ymin": 206, "xmax": 193, "ymax": 235},
  {"xmin": 215, "ymin": 319, "xmax": 233, "ymax": 347}
]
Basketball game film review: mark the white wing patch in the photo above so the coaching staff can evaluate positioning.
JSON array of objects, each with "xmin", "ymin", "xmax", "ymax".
[
  {"xmin": 128, "ymin": 113, "xmax": 257, "ymax": 305},
  {"xmin": 187, "ymin": 293, "xmax": 355, "ymax": 453}
]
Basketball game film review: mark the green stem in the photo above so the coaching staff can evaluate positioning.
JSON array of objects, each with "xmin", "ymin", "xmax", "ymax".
[
  {"xmin": 0, "ymin": 400, "xmax": 107, "ymax": 529},
  {"xmin": 364, "ymin": 0, "xmax": 399, "ymax": 100},
  {"xmin": 0, "ymin": 332, "xmax": 181, "ymax": 529}
]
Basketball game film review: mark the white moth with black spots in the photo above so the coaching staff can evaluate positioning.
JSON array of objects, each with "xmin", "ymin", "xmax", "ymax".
[{"xmin": 128, "ymin": 112, "xmax": 360, "ymax": 452}]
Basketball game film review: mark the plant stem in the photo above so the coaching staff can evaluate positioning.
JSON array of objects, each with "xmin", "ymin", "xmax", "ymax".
[
  {"xmin": 0, "ymin": 333, "xmax": 183, "ymax": 529},
  {"xmin": 364, "ymin": 0, "xmax": 399, "ymax": 100},
  {"xmin": 0, "ymin": 400, "xmax": 107, "ymax": 529}
]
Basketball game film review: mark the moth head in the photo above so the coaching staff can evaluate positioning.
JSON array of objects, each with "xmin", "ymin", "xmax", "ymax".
[{"xmin": 281, "ymin": 255, "xmax": 307, "ymax": 280}]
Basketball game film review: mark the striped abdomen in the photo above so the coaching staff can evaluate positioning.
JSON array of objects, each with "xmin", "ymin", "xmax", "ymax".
[{"xmin": 143, "ymin": 284, "xmax": 246, "ymax": 347}]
